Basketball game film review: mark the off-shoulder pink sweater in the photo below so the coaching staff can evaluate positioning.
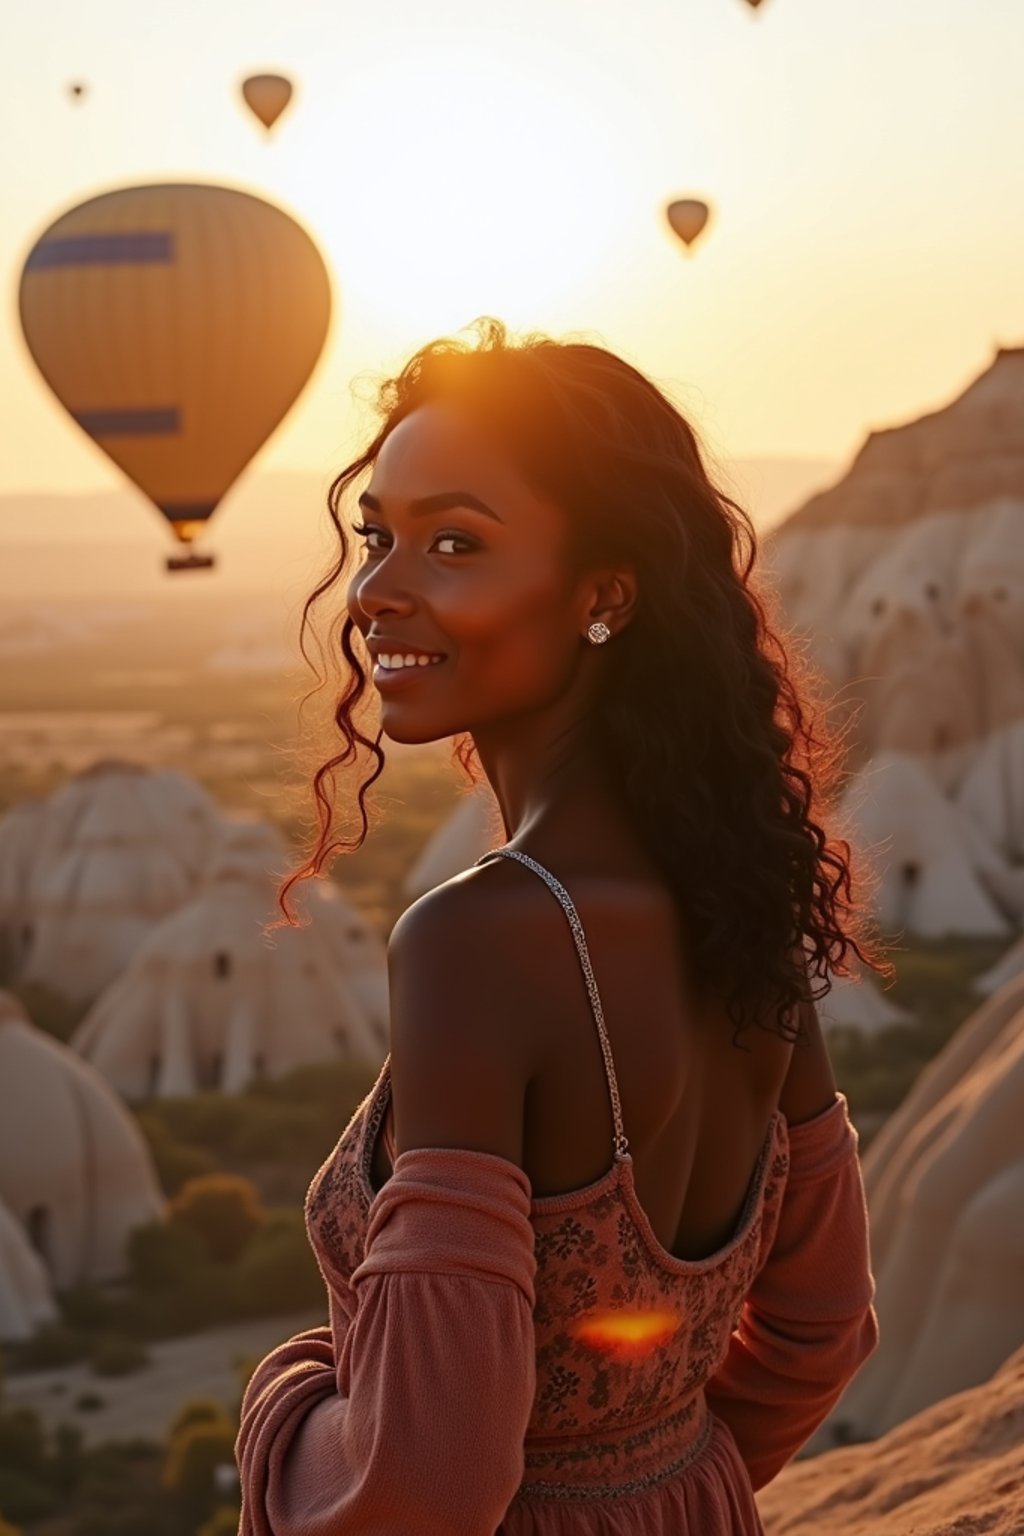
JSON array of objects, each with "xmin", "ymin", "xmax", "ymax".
[{"xmin": 235, "ymin": 1072, "xmax": 878, "ymax": 1534}]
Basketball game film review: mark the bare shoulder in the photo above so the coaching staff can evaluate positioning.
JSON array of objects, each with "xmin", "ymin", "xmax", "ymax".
[
  {"xmin": 388, "ymin": 857, "xmax": 591, "ymax": 1025},
  {"xmin": 385, "ymin": 859, "xmax": 575, "ymax": 1165}
]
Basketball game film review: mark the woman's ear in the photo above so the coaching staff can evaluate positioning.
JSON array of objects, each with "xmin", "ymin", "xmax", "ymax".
[{"xmin": 584, "ymin": 567, "xmax": 638, "ymax": 638}]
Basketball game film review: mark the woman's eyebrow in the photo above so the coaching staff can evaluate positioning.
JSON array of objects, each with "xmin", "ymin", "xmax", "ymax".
[{"xmin": 358, "ymin": 490, "xmax": 503, "ymax": 523}]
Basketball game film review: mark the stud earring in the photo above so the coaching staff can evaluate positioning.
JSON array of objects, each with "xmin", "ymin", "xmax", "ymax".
[{"xmin": 587, "ymin": 621, "xmax": 611, "ymax": 645}]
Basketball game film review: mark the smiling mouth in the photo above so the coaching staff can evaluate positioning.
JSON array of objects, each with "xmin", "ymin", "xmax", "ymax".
[
  {"xmin": 375, "ymin": 651, "xmax": 446, "ymax": 671},
  {"xmin": 371, "ymin": 652, "xmax": 448, "ymax": 691}
]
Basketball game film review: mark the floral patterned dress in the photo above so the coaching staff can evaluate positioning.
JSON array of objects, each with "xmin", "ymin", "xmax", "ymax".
[{"xmin": 236, "ymin": 850, "xmax": 879, "ymax": 1535}]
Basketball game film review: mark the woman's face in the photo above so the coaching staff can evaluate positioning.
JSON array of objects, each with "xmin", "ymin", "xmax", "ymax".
[{"xmin": 345, "ymin": 399, "xmax": 592, "ymax": 745}]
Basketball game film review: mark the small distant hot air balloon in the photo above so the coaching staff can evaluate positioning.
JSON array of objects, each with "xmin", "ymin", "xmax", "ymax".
[
  {"xmin": 665, "ymin": 198, "xmax": 712, "ymax": 253},
  {"xmin": 241, "ymin": 74, "xmax": 294, "ymax": 133},
  {"xmin": 19, "ymin": 182, "xmax": 332, "ymax": 573},
  {"xmin": 67, "ymin": 82, "xmax": 87, "ymax": 103}
]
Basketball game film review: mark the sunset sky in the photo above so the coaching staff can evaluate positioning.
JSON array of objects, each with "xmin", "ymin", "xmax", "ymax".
[{"xmin": 2, "ymin": 0, "xmax": 1022, "ymax": 499}]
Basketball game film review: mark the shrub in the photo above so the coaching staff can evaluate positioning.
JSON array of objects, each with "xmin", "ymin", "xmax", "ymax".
[
  {"xmin": 9, "ymin": 1321, "xmax": 89, "ymax": 1371},
  {"xmin": 133, "ymin": 1114, "xmax": 219, "ymax": 1198},
  {"xmin": 232, "ymin": 1102, "xmax": 321, "ymax": 1162},
  {"xmin": 0, "ymin": 1469, "xmax": 57, "ymax": 1523},
  {"xmin": 71, "ymin": 1440, "xmax": 174, "ymax": 1536},
  {"xmin": 49, "ymin": 1421, "xmax": 84, "ymax": 1494},
  {"xmin": 197, "ymin": 1505, "xmax": 242, "ymax": 1536},
  {"xmin": 137, "ymin": 1060, "xmax": 376, "ymax": 1169},
  {"xmin": 91, "ymin": 1437, "xmax": 156, "ymax": 1462},
  {"xmin": 144, "ymin": 1095, "xmax": 253, "ymax": 1161},
  {"xmin": 161, "ymin": 1420, "xmax": 237, "ymax": 1521},
  {"xmin": 75, "ymin": 1514, "xmax": 174, "ymax": 1536},
  {"xmin": 180, "ymin": 1266, "xmax": 237, "ymax": 1328},
  {"xmin": 89, "ymin": 1334, "xmax": 150, "ymax": 1377},
  {"xmin": 0, "ymin": 1406, "xmax": 45, "ymax": 1476},
  {"xmin": 168, "ymin": 1398, "xmax": 232, "ymax": 1444},
  {"xmin": 232, "ymin": 1212, "xmax": 324, "ymax": 1315},
  {"xmin": 126, "ymin": 1220, "xmax": 207, "ymax": 1292},
  {"xmin": 232, "ymin": 1352, "xmax": 264, "ymax": 1401},
  {"xmin": 168, "ymin": 1175, "xmax": 266, "ymax": 1264},
  {"xmin": 129, "ymin": 1262, "xmax": 237, "ymax": 1337},
  {"xmin": 59, "ymin": 1281, "xmax": 125, "ymax": 1333}
]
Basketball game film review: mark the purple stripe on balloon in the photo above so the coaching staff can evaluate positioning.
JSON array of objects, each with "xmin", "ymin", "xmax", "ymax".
[
  {"xmin": 74, "ymin": 407, "xmax": 180, "ymax": 436},
  {"xmin": 26, "ymin": 232, "xmax": 174, "ymax": 268}
]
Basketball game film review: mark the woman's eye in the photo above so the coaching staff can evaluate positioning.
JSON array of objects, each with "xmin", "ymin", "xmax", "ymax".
[
  {"xmin": 350, "ymin": 524, "xmax": 477, "ymax": 556},
  {"xmin": 351, "ymin": 522, "xmax": 388, "ymax": 552},
  {"xmin": 432, "ymin": 531, "xmax": 477, "ymax": 555}
]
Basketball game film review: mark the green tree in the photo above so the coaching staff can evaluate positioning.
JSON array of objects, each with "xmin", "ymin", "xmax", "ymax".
[
  {"xmin": 168, "ymin": 1175, "xmax": 266, "ymax": 1264},
  {"xmin": 233, "ymin": 1212, "xmax": 324, "ymax": 1315},
  {"xmin": 162, "ymin": 1420, "xmax": 238, "ymax": 1526},
  {"xmin": 132, "ymin": 1111, "xmax": 218, "ymax": 1197},
  {"xmin": 127, "ymin": 1220, "xmax": 208, "ymax": 1292}
]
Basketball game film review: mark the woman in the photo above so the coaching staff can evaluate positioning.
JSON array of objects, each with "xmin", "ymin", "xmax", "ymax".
[{"xmin": 236, "ymin": 318, "xmax": 882, "ymax": 1534}]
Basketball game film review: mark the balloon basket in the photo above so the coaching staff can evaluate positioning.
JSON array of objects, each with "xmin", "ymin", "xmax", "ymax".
[{"xmin": 166, "ymin": 551, "xmax": 216, "ymax": 573}]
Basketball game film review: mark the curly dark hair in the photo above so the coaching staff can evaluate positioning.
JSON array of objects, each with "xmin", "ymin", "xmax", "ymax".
[{"xmin": 279, "ymin": 317, "xmax": 888, "ymax": 1046}]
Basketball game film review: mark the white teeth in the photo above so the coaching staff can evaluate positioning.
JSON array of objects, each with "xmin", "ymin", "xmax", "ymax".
[{"xmin": 377, "ymin": 652, "xmax": 444, "ymax": 670}]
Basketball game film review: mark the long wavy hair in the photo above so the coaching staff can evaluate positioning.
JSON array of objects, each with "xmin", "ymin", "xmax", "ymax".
[{"xmin": 279, "ymin": 317, "xmax": 888, "ymax": 1045}]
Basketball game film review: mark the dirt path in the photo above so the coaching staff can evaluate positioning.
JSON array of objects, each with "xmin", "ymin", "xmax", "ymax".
[{"xmin": 5, "ymin": 1308, "xmax": 326, "ymax": 1448}]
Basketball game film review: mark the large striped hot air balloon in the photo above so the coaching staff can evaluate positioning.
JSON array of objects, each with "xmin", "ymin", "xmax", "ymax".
[{"xmin": 18, "ymin": 182, "xmax": 332, "ymax": 572}]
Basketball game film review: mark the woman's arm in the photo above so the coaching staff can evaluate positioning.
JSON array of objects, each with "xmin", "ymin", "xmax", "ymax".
[
  {"xmin": 235, "ymin": 1323, "xmax": 338, "ymax": 1530},
  {"xmin": 777, "ymin": 995, "xmax": 839, "ymax": 1125},
  {"xmin": 704, "ymin": 1090, "xmax": 879, "ymax": 1491},
  {"xmin": 235, "ymin": 878, "xmax": 542, "ymax": 1536},
  {"xmin": 236, "ymin": 1154, "xmax": 537, "ymax": 1536}
]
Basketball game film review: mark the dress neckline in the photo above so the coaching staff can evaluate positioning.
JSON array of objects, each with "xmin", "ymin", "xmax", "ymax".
[{"xmin": 358, "ymin": 1055, "xmax": 785, "ymax": 1277}]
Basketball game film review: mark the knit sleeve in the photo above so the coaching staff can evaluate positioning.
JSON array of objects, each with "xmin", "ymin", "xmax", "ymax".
[
  {"xmin": 703, "ymin": 1092, "xmax": 880, "ymax": 1492},
  {"xmin": 236, "ymin": 1147, "xmax": 537, "ymax": 1536}
]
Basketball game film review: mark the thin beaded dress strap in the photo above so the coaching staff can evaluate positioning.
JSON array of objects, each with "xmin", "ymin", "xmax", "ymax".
[{"xmin": 474, "ymin": 847, "xmax": 629, "ymax": 1159}]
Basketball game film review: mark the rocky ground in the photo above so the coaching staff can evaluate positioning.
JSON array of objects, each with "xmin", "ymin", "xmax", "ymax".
[{"xmin": 758, "ymin": 1344, "xmax": 1024, "ymax": 1535}]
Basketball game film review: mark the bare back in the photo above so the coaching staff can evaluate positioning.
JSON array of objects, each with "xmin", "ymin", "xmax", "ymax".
[
  {"xmin": 501, "ymin": 852, "xmax": 795, "ymax": 1263},
  {"xmin": 374, "ymin": 847, "xmax": 796, "ymax": 1265}
]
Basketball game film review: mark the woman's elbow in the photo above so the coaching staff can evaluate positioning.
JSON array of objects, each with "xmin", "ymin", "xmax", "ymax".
[{"xmin": 852, "ymin": 1302, "xmax": 881, "ymax": 1375}]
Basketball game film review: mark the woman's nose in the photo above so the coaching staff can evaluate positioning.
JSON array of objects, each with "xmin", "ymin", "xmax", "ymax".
[{"xmin": 351, "ymin": 558, "xmax": 417, "ymax": 621}]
